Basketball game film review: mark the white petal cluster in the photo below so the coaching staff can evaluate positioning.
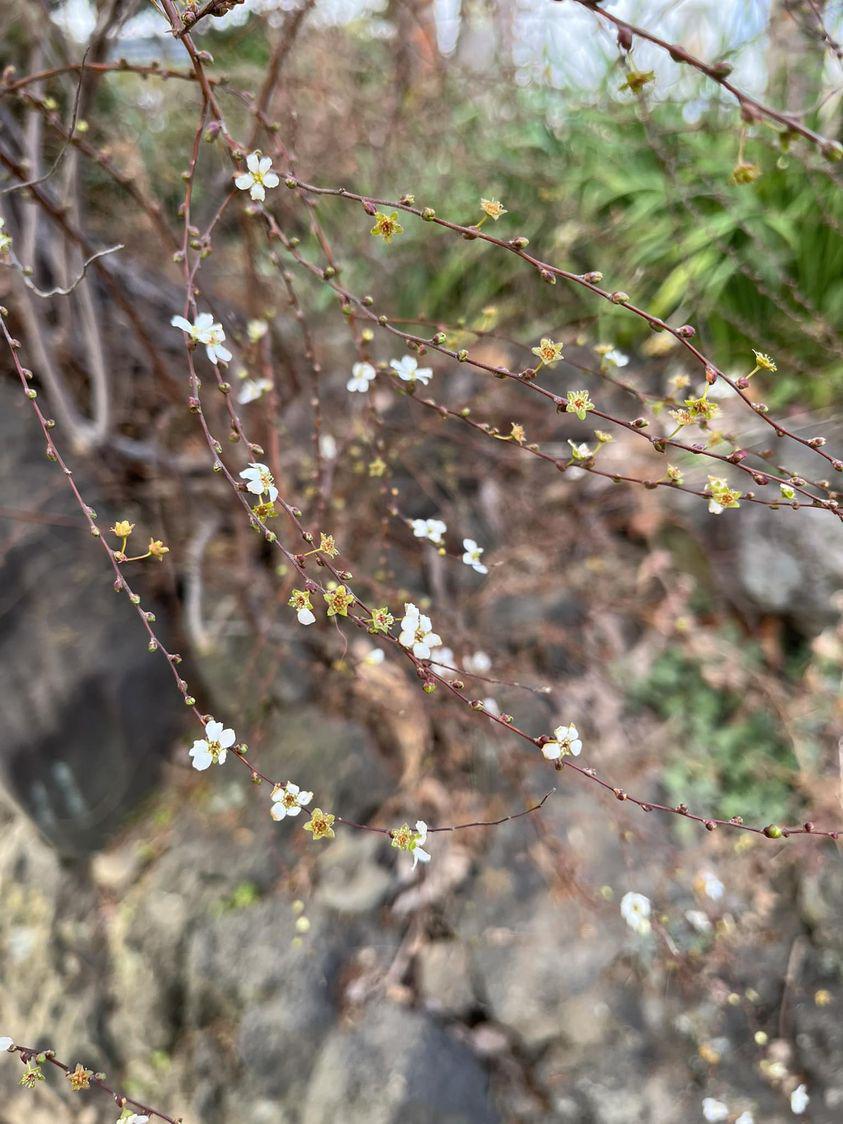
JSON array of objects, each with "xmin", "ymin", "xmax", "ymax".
[
  {"xmin": 171, "ymin": 313, "xmax": 233, "ymax": 365},
  {"xmin": 398, "ymin": 603, "xmax": 442, "ymax": 659},
  {"xmin": 410, "ymin": 820, "xmax": 431, "ymax": 868},
  {"xmin": 234, "ymin": 151, "xmax": 280, "ymax": 202},
  {"xmin": 390, "ymin": 355, "xmax": 432, "ymax": 386},
  {"xmin": 347, "ymin": 362, "xmax": 377, "ymax": 393},
  {"xmin": 791, "ymin": 1085, "xmax": 809, "ymax": 1115},
  {"xmin": 0, "ymin": 1036, "xmax": 13, "ymax": 1051},
  {"xmin": 189, "ymin": 718, "xmax": 235, "ymax": 771},
  {"xmin": 462, "ymin": 538, "xmax": 488, "ymax": 574},
  {"xmin": 270, "ymin": 782, "xmax": 314, "ymax": 821},
  {"xmin": 620, "ymin": 891, "xmax": 652, "ymax": 935},
  {"xmin": 411, "ymin": 518, "xmax": 446, "ymax": 544},
  {"xmin": 240, "ymin": 461, "xmax": 279, "ymax": 502},
  {"xmin": 238, "ymin": 378, "xmax": 273, "ymax": 404},
  {"xmin": 541, "ymin": 723, "xmax": 582, "ymax": 761}
]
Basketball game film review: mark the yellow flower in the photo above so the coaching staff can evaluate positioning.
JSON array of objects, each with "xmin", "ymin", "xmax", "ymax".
[
  {"xmin": 148, "ymin": 539, "xmax": 169, "ymax": 560},
  {"xmin": 319, "ymin": 532, "xmax": 339, "ymax": 558},
  {"xmin": 67, "ymin": 1064, "xmax": 93, "ymax": 1092},
  {"xmin": 368, "ymin": 457, "xmax": 387, "ymax": 477},
  {"xmin": 370, "ymin": 211, "xmax": 404, "ymax": 244},
  {"xmin": 752, "ymin": 349, "xmax": 777, "ymax": 372},
  {"xmin": 595, "ymin": 430, "xmax": 613, "ymax": 444},
  {"xmin": 368, "ymin": 606, "xmax": 394, "ymax": 634},
  {"xmin": 732, "ymin": 161, "xmax": 761, "ymax": 185},
  {"xmin": 253, "ymin": 499, "xmax": 277, "ymax": 521},
  {"xmin": 666, "ymin": 464, "xmax": 684, "ymax": 485},
  {"xmin": 324, "ymin": 585, "xmax": 355, "ymax": 617},
  {"xmin": 531, "ymin": 337, "xmax": 564, "ymax": 367},
  {"xmin": 566, "ymin": 389, "xmax": 595, "ymax": 421},
  {"xmin": 480, "ymin": 198, "xmax": 507, "ymax": 221},
  {"xmin": 682, "ymin": 394, "xmax": 719, "ymax": 423},
  {"xmin": 390, "ymin": 823, "xmax": 416, "ymax": 852},
  {"xmin": 303, "ymin": 808, "xmax": 335, "ymax": 841},
  {"xmin": 111, "ymin": 520, "xmax": 135, "ymax": 538},
  {"xmin": 19, "ymin": 1062, "xmax": 45, "ymax": 1089},
  {"xmin": 706, "ymin": 475, "xmax": 742, "ymax": 514},
  {"xmin": 509, "ymin": 422, "xmax": 526, "ymax": 444},
  {"xmin": 620, "ymin": 69, "xmax": 655, "ymax": 93}
]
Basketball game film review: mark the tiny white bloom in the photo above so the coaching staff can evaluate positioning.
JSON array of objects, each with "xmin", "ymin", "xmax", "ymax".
[
  {"xmin": 270, "ymin": 781, "xmax": 314, "ymax": 820},
  {"xmin": 171, "ymin": 312, "xmax": 232, "ymax": 365},
  {"xmin": 0, "ymin": 1037, "xmax": 13, "ymax": 1051},
  {"xmin": 604, "ymin": 348, "xmax": 629, "ymax": 367},
  {"xmin": 462, "ymin": 538, "xmax": 488, "ymax": 574},
  {"xmin": 188, "ymin": 718, "xmax": 235, "ymax": 771},
  {"xmin": 411, "ymin": 820, "xmax": 431, "ymax": 868},
  {"xmin": 702, "ymin": 1099, "xmax": 729, "ymax": 1123},
  {"xmin": 790, "ymin": 1084, "xmax": 809, "ymax": 1115},
  {"xmin": 685, "ymin": 909, "xmax": 712, "ymax": 934},
  {"xmin": 297, "ymin": 606, "xmax": 316, "ymax": 626},
  {"xmin": 541, "ymin": 723, "xmax": 583, "ymax": 761},
  {"xmin": 464, "ymin": 651, "xmax": 491, "ymax": 674},
  {"xmin": 235, "ymin": 151, "xmax": 280, "ymax": 202},
  {"xmin": 431, "ymin": 647, "xmax": 456, "ymax": 676},
  {"xmin": 701, "ymin": 871, "xmax": 724, "ymax": 901},
  {"xmin": 412, "ymin": 518, "xmax": 447, "ymax": 545},
  {"xmin": 390, "ymin": 355, "xmax": 433, "ymax": 386},
  {"xmin": 347, "ymin": 362, "xmax": 377, "ymax": 393},
  {"xmin": 708, "ymin": 498, "xmax": 724, "ymax": 515},
  {"xmin": 620, "ymin": 891, "xmax": 652, "ymax": 935},
  {"xmin": 567, "ymin": 439, "xmax": 593, "ymax": 461},
  {"xmin": 240, "ymin": 461, "xmax": 278, "ymax": 502},
  {"xmin": 238, "ymin": 378, "xmax": 273, "ymax": 404},
  {"xmin": 319, "ymin": 434, "xmax": 337, "ymax": 460},
  {"xmin": 247, "ymin": 318, "xmax": 268, "ymax": 342},
  {"xmin": 398, "ymin": 602, "xmax": 442, "ymax": 660}
]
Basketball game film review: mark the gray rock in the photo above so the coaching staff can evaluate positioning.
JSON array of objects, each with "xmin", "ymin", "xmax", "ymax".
[
  {"xmin": 417, "ymin": 940, "xmax": 476, "ymax": 1017},
  {"xmin": 302, "ymin": 1004, "xmax": 500, "ymax": 1124}
]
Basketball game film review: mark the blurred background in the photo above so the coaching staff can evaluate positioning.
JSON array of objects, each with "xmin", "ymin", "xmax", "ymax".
[{"xmin": 1, "ymin": 0, "xmax": 842, "ymax": 1120}]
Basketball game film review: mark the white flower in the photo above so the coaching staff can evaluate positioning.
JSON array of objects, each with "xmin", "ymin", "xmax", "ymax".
[
  {"xmin": 234, "ymin": 151, "xmax": 280, "ymax": 202},
  {"xmin": 464, "ymin": 651, "xmax": 491, "ymax": 674},
  {"xmin": 790, "ymin": 1084, "xmax": 809, "ymax": 1115},
  {"xmin": 430, "ymin": 647, "xmax": 456, "ymax": 676},
  {"xmin": 620, "ymin": 891, "xmax": 652, "ymax": 935},
  {"xmin": 685, "ymin": 910, "xmax": 712, "ymax": 934},
  {"xmin": 247, "ymin": 318, "xmax": 268, "ymax": 342},
  {"xmin": 319, "ymin": 434, "xmax": 337, "ymax": 460},
  {"xmin": 240, "ymin": 461, "xmax": 278, "ymax": 502},
  {"xmin": 604, "ymin": 348, "xmax": 629, "ymax": 367},
  {"xmin": 347, "ymin": 362, "xmax": 377, "ymax": 393},
  {"xmin": 0, "ymin": 1037, "xmax": 13, "ymax": 1051},
  {"xmin": 296, "ymin": 606, "xmax": 315, "ymax": 625},
  {"xmin": 398, "ymin": 602, "xmax": 442, "ymax": 659},
  {"xmin": 238, "ymin": 378, "xmax": 273, "ymax": 404},
  {"xmin": 462, "ymin": 538, "xmax": 488, "ymax": 574},
  {"xmin": 701, "ymin": 871, "xmax": 724, "ymax": 901},
  {"xmin": 188, "ymin": 718, "xmax": 235, "ymax": 771},
  {"xmin": 567, "ymin": 439, "xmax": 593, "ymax": 461},
  {"xmin": 390, "ymin": 355, "xmax": 433, "ymax": 386},
  {"xmin": 171, "ymin": 312, "xmax": 232, "ymax": 365},
  {"xmin": 735, "ymin": 1113, "xmax": 754, "ymax": 1124},
  {"xmin": 708, "ymin": 497, "xmax": 724, "ymax": 515},
  {"xmin": 270, "ymin": 781, "xmax": 313, "ymax": 820},
  {"xmin": 411, "ymin": 517, "xmax": 447, "ymax": 545},
  {"xmin": 411, "ymin": 820, "xmax": 431, "ymax": 868},
  {"xmin": 702, "ymin": 1099, "xmax": 729, "ymax": 1123},
  {"xmin": 541, "ymin": 723, "xmax": 583, "ymax": 761}
]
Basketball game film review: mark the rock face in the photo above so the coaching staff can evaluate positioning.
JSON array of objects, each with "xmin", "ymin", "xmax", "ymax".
[{"xmin": 0, "ymin": 383, "xmax": 184, "ymax": 856}]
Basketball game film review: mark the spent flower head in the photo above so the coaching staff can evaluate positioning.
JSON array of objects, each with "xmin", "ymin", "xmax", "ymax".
[
  {"xmin": 370, "ymin": 210, "xmax": 404, "ymax": 244},
  {"xmin": 303, "ymin": 808, "xmax": 335, "ymax": 841},
  {"xmin": 324, "ymin": 584, "xmax": 355, "ymax": 617},
  {"xmin": 566, "ymin": 389, "xmax": 595, "ymax": 421},
  {"xmin": 531, "ymin": 337, "xmax": 564, "ymax": 367},
  {"xmin": 480, "ymin": 197, "xmax": 507, "ymax": 221},
  {"xmin": 289, "ymin": 589, "xmax": 316, "ymax": 626}
]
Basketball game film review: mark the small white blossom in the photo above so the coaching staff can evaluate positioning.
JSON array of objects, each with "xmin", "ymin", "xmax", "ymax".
[
  {"xmin": 412, "ymin": 518, "xmax": 447, "ymax": 545},
  {"xmin": 430, "ymin": 647, "xmax": 456, "ymax": 676},
  {"xmin": 702, "ymin": 1099, "xmax": 729, "ymax": 1123},
  {"xmin": 240, "ymin": 461, "xmax": 278, "ymax": 502},
  {"xmin": 247, "ymin": 318, "xmax": 268, "ymax": 342},
  {"xmin": 347, "ymin": 362, "xmax": 377, "ymax": 393},
  {"xmin": 390, "ymin": 355, "xmax": 433, "ymax": 386},
  {"xmin": 238, "ymin": 378, "xmax": 273, "ymax": 404},
  {"xmin": 411, "ymin": 820, "xmax": 431, "ymax": 868},
  {"xmin": 270, "ymin": 781, "xmax": 313, "ymax": 820},
  {"xmin": 462, "ymin": 538, "xmax": 488, "ymax": 574},
  {"xmin": 171, "ymin": 312, "xmax": 232, "ymax": 365},
  {"xmin": 189, "ymin": 718, "xmax": 235, "ymax": 771},
  {"xmin": 235, "ymin": 151, "xmax": 280, "ymax": 202},
  {"xmin": 735, "ymin": 1113, "xmax": 754, "ymax": 1124},
  {"xmin": 399, "ymin": 602, "xmax": 442, "ymax": 659},
  {"xmin": 604, "ymin": 348, "xmax": 629, "ymax": 367},
  {"xmin": 701, "ymin": 871, "xmax": 724, "ymax": 901},
  {"xmin": 541, "ymin": 723, "xmax": 582, "ymax": 761},
  {"xmin": 620, "ymin": 890, "xmax": 652, "ymax": 935},
  {"xmin": 319, "ymin": 434, "xmax": 337, "ymax": 460},
  {"xmin": 0, "ymin": 1037, "xmax": 13, "ymax": 1051},
  {"xmin": 567, "ymin": 439, "xmax": 593, "ymax": 461},
  {"xmin": 790, "ymin": 1084, "xmax": 809, "ymax": 1115},
  {"xmin": 297, "ymin": 606, "xmax": 315, "ymax": 625},
  {"xmin": 685, "ymin": 910, "xmax": 712, "ymax": 934},
  {"xmin": 464, "ymin": 651, "xmax": 492, "ymax": 674}
]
